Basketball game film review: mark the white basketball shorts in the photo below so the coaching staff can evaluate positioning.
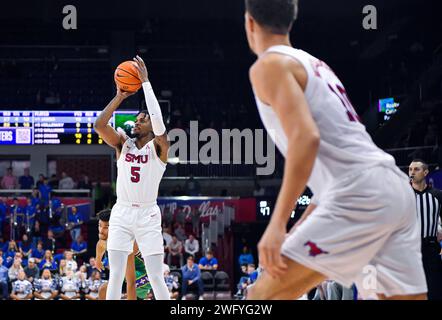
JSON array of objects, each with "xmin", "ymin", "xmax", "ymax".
[
  {"xmin": 107, "ymin": 200, "xmax": 164, "ymax": 257},
  {"xmin": 281, "ymin": 165, "xmax": 428, "ymax": 297}
]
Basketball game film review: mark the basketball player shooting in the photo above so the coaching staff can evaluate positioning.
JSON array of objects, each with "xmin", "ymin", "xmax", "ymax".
[
  {"xmin": 94, "ymin": 55, "xmax": 170, "ymax": 300},
  {"xmin": 244, "ymin": 0, "xmax": 427, "ymax": 300}
]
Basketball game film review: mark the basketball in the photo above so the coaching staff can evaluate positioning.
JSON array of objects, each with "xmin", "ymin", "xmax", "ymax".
[{"xmin": 114, "ymin": 61, "xmax": 142, "ymax": 93}]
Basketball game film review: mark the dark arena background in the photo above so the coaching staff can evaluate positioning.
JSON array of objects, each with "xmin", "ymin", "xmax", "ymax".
[{"xmin": 0, "ymin": 0, "xmax": 441, "ymax": 309}]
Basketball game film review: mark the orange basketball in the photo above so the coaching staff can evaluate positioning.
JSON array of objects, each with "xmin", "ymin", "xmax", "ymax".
[{"xmin": 114, "ymin": 61, "xmax": 142, "ymax": 93}]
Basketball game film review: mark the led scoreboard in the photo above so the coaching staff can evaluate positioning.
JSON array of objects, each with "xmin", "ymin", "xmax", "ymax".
[
  {"xmin": 33, "ymin": 111, "xmax": 102, "ymax": 145},
  {"xmin": 0, "ymin": 110, "xmax": 108, "ymax": 145}
]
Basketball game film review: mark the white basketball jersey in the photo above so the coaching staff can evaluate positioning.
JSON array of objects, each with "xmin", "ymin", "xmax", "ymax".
[
  {"xmin": 255, "ymin": 45, "xmax": 395, "ymax": 199},
  {"xmin": 116, "ymin": 138, "xmax": 166, "ymax": 204}
]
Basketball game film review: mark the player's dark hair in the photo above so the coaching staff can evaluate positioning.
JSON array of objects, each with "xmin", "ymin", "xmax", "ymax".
[
  {"xmin": 245, "ymin": 0, "xmax": 298, "ymax": 35},
  {"xmin": 411, "ymin": 159, "xmax": 429, "ymax": 171},
  {"xmin": 97, "ymin": 209, "xmax": 111, "ymax": 222},
  {"xmin": 137, "ymin": 110, "xmax": 149, "ymax": 118}
]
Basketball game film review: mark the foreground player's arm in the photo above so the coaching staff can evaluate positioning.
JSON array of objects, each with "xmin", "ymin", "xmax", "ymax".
[
  {"xmin": 125, "ymin": 242, "xmax": 139, "ymax": 301},
  {"xmin": 94, "ymin": 90, "xmax": 133, "ymax": 154},
  {"xmin": 250, "ymin": 54, "xmax": 320, "ymax": 277},
  {"xmin": 133, "ymin": 56, "xmax": 170, "ymax": 163},
  {"xmin": 95, "ymin": 240, "xmax": 107, "ymax": 271}
]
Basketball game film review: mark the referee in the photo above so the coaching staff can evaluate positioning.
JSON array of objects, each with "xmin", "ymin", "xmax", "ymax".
[{"xmin": 409, "ymin": 159, "xmax": 442, "ymax": 300}]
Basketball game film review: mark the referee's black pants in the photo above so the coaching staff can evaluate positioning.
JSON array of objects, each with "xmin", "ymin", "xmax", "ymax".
[{"xmin": 422, "ymin": 239, "xmax": 442, "ymax": 300}]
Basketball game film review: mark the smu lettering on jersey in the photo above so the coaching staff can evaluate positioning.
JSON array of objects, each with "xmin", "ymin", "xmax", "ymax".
[
  {"xmin": 117, "ymin": 138, "xmax": 166, "ymax": 204},
  {"xmin": 255, "ymin": 45, "xmax": 395, "ymax": 200}
]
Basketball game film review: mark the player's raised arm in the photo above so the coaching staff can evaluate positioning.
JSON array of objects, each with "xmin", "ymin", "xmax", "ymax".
[
  {"xmin": 250, "ymin": 54, "xmax": 320, "ymax": 277},
  {"xmin": 133, "ymin": 55, "xmax": 170, "ymax": 163},
  {"xmin": 94, "ymin": 89, "xmax": 134, "ymax": 151}
]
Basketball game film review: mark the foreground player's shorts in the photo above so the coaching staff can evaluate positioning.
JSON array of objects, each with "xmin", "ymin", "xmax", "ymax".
[
  {"xmin": 107, "ymin": 201, "xmax": 164, "ymax": 257},
  {"xmin": 282, "ymin": 165, "xmax": 427, "ymax": 298}
]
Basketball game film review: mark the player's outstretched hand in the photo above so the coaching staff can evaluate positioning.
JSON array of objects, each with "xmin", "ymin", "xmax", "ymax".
[
  {"xmin": 116, "ymin": 87, "xmax": 136, "ymax": 100},
  {"xmin": 133, "ymin": 55, "xmax": 149, "ymax": 83},
  {"xmin": 257, "ymin": 221, "xmax": 288, "ymax": 278}
]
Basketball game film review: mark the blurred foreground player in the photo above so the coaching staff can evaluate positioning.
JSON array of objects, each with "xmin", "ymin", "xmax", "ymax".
[
  {"xmin": 95, "ymin": 209, "xmax": 152, "ymax": 300},
  {"xmin": 94, "ymin": 56, "xmax": 170, "ymax": 300},
  {"xmin": 244, "ymin": 0, "xmax": 427, "ymax": 300}
]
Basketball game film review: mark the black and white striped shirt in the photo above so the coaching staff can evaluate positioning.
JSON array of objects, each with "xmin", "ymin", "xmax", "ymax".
[{"xmin": 413, "ymin": 186, "xmax": 442, "ymax": 239}]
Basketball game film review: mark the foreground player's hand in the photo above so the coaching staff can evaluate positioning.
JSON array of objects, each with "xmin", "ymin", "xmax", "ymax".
[
  {"xmin": 258, "ymin": 221, "xmax": 288, "ymax": 278},
  {"xmin": 133, "ymin": 55, "xmax": 149, "ymax": 83}
]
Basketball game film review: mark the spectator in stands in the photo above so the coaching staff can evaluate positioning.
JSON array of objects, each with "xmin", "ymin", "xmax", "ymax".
[
  {"xmin": 0, "ymin": 256, "xmax": 8, "ymax": 300},
  {"xmin": 31, "ymin": 241, "xmax": 45, "ymax": 264},
  {"xmin": 58, "ymin": 172, "xmax": 75, "ymax": 189},
  {"xmin": 65, "ymin": 250, "xmax": 78, "ymax": 272},
  {"xmin": 36, "ymin": 174, "xmax": 45, "ymax": 189},
  {"xmin": 10, "ymin": 270, "xmax": 33, "ymax": 300},
  {"xmin": 75, "ymin": 264, "xmax": 88, "ymax": 291},
  {"xmin": 175, "ymin": 206, "xmax": 187, "ymax": 225},
  {"xmin": 4, "ymin": 240, "xmax": 19, "ymax": 267},
  {"xmin": 238, "ymin": 245, "xmax": 254, "ymax": 267},
  {"xmin": 235, "ymin": 263, "xmax": 257, "ymax": 299},
  {"xmin": 1, "ymin": 167, "xmax": 18, "ymax": 189},
  {"xmin": 78, "ymin": 173, "xmax": 92, "ymax": 190},
  {"xmin": 0, "ymin": 199, "xmax": 6, "ymax": 237},
  {"xmin": 184, "ymin": 234, "xmax": 199, "ymax": 258},
  {"xmin": 38, "ymin": 250, "xmax": 57, "ymax": 271},
  {"xmin": 85, "ymin": 270, "xmax": 104, "ymax": 300},
  {"xmin": 24, "ymin": 257, "xmax": 39, "ymax": 283},
  {"xmin": 19, "ymin": 234, "xmax": 32, "ymax": 260},
  {"xmin": 19, "ymin": 168, "xmax": 34, "ymax": 190},
  {"xmin": 198, "ymin": 249, "xmax": 218, "ymax": 271},
  {"xmin": 181, "ymin": 256, "xmax": 204, "ymax": 300},
  {"xmin": 67, "ymin": 206, "xmax": 83, "ymax": 243},
  {"xmin": 30, "ymin": 188, "xmax": 41, "ymax": 207},
  {"xmin": 71, "ymin": 234, "xmax": 87, "ymax": 262},
  {"xmin": 33, "ymin": 268, "xmax": 58, "ymax": 300},
  {"xmin": 24, "ymin": 197, "xmax": 37, "ymax": 235},
  {"xmin": 59, "ymin": 259, "xmax": 67, "ymax": 277},
  {"xmin": 164, "ymin": 268, "xmax": 179, "ymax": 300},
  {"xmin": 174, "ymin": 223, "xmax": 187, "ymax": 242},
  {"xmin": 43, "ymin": 230, "xmax": 60, "ymax": 253},
  {"xmin": 166, "ymin": 235, "xmax": 184, "ymax": 267},
  {"xmin": 59, "ymin": 269, "xmax": 81, "ymax": 300},
  {"xmin": 48, "ymin": 174, "xmax": 59, "ymax": 189},
  {"xmin": 86, "ymin": 257, "xmax": 99, "ymax": 278},
  {"xmin": 185, "ymin": 174, "xmax": 201, "ymax": 196},
  {"xmin": 162, "ymin": 225, "xmax": 173, "ymax": 247},
  {"xmin": 0, "ymin": 236, "xmax": 5, "ymax": 252},
  {"xmin": 8, "ymin": 257, "xmax": 23, "ymax": 282},
  {"xmin": 38, "ymin": 178, "xmax": 52, "ymax": 206},
  {"xmin": 10, "ymin": 197, "xmax": 24, "ymax": 239}
]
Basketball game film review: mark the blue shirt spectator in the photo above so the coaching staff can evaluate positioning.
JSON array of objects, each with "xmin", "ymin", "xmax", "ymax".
[
  {"xmin": 198, "ymin": 250, "xmax": 219, "ymax": 270},
  {"xmin": 31, "ymin": 243, "xmax": 45, "ymax": 261},
  {"xmin": 9, "ymin": 200, "xmax": 24, "ymax": 225},
  {"xmin": 38, "ymin": 180, "xmax": 52, "ymax": 205},
  {"xmin": 182, "ymin": 260, "xmax": 201, "ymax": 283},
  {"xmin": 71, "ymin": 238, "xmax": 87, "ymax": 254},
  {"xmin": 67, "ymin": 207, "xmax": 83, "ymax": 242},
  {"xmin": 19, "ymin": 169, "xmax": 34, "ymax": 189},
  {"xmin": 30, "ymin": 189, "xmax": 41, "ymax": 207},
  {"xmin": 238, "ymin": 246, "xmax": 254, "ymax": 266},
  {"xmin": 39, "ymin": 259, "xmax": 57, "ymax": 271},
  {"xmin": 24, "ymin": 200, "xmax": 37, "ymax": 230}
]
